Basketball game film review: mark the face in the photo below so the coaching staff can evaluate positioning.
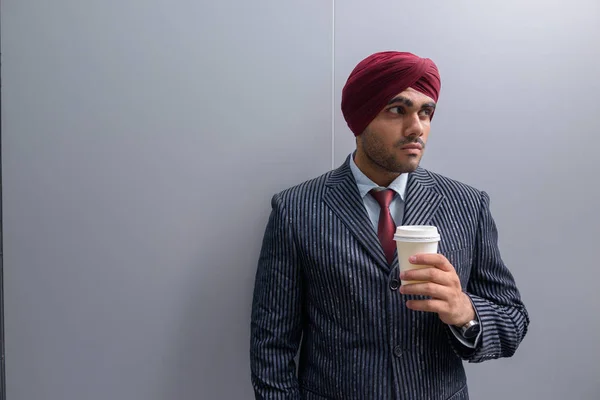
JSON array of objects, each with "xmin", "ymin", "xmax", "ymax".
[{"xmin": 357, "ymin": 87, "xmax": 436, "ymax": 174}]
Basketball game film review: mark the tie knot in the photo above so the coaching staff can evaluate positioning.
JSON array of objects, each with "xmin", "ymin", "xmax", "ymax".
[{"xmin": 370, "ymin": 189, "xmax": 395, "ymax": 208}]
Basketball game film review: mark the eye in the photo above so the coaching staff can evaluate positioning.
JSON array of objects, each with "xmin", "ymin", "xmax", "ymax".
[
  {"xmin": 388, "ymin": 106, "xmax": 405, "ymax": 115},
  {"xmin": 418, "ymin": 108, "xmax": 433, "ymax": 118}
]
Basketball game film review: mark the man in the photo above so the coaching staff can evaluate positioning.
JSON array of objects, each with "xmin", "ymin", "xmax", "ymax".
[{"xmin": 250, "ymin": 51, "xmax": 529, "ymax": 400}]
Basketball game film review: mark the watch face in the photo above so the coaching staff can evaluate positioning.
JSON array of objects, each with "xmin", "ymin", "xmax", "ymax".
[{"xmin": 464, "ymin": 323, "xmax": 481, "ymax": 339}]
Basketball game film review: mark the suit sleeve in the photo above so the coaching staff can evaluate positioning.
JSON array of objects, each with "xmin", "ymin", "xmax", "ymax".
[
  {"xmin": 250, "ymin": 193, "xmax": 304, "ymax": 399},
  {"xmin": 449, "ymin": 191, "xmax": 530, "ymax": 362}
]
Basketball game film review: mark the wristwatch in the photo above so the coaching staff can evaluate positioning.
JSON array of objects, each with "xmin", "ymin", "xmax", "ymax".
[{"xmin": 459, "ymin": 319, "xmax": 480, "ymax": 339}]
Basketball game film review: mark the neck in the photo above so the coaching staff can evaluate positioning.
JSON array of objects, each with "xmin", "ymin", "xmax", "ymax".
[{"xmin": 353, "ymin": 151, "xmax": 401, "ymax": 188}]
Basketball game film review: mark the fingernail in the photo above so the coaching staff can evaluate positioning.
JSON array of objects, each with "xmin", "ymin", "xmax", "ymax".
[{"xmin": 409, "ymin": 256, "xmax": 417, "ymax": 263}]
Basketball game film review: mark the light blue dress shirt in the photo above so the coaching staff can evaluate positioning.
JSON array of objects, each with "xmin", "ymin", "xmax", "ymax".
[
  {"xmin": 348, "ymin": 152, "xmax": 407, "ymax": 232},
  {"xmin": 348, "ymin": 153, "xmax": 479, "ymax": 348}
]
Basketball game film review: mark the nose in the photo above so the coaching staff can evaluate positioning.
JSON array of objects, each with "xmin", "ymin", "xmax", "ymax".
[{"xmin": 403, "ymin": 113, "xmax": 424, "ymax": 138}]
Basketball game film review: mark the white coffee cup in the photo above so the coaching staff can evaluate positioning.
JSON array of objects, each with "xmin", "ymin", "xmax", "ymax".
[{"xmin": 394, "ymin": 225, "xmax": 441, "ymax": 285}]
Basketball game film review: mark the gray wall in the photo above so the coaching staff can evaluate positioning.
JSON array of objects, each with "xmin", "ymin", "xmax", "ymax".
[
  {"xmin": 1, "ymin": 1, "xmax": 332, "ymax": 399},
  {"xmin": 2, "ymin": 1, "xmax": 599, "ymax": 400}
]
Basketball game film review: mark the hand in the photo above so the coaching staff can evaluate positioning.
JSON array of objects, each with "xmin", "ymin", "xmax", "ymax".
[{"xmin": 399, "ymin": 253, "xmax": 475, "ymax": 327}]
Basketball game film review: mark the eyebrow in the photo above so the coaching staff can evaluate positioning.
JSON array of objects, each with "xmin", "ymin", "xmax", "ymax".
[{"xmin": 387, "ymin": 96, "xmax": 436, "ymax": 110}]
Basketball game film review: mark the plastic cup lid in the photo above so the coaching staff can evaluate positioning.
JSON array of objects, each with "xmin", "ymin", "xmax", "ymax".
[{"xmin": 393, "ymin": 225, "xmax": 440, "ymax": 242}]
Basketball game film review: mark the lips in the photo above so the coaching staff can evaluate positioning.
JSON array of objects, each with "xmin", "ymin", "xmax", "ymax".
[{"xmin": 401, "ymin": 143, "xmax": 423, "ymax": 150}]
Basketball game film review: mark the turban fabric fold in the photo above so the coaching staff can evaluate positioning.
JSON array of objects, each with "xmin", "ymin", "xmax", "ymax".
[{"xmin": 341, "ymin": 51, "xmax": 442, "ymax": 136}]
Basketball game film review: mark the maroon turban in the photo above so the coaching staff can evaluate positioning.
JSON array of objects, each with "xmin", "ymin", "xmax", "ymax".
[{"xmin": 341, "ymin": 51, "xmax": 441, "ymax": 136}]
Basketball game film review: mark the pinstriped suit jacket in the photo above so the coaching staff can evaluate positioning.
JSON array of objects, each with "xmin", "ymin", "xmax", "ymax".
[{"xmin": 250, "ymin": 156, "xmax": 529, "ymax": 400}]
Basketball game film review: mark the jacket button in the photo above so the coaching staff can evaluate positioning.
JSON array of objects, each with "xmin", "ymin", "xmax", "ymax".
[
  {"xmin": 389, "ymin": 279, "xmax": 400, "ymax": 291},
  {"xmin": 393, "ymin": 346, "xmax": 403, "ymax": 357}
]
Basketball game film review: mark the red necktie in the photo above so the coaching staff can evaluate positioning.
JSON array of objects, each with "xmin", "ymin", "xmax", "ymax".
[{"xmin": 370, "ymin": 189, "xmax": 396, "ymax": 264}]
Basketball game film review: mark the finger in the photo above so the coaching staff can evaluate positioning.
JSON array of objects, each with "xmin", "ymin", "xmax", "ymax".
[
  {"xmin": 405, "ymin": 299, "xmax": 448, "ymax": 314},
  {"xmin": 399, "ymin": 282, "xmax": 452, "ymax": 300},
  {"xmin": 409, "ymin": 253, "xmax": 454, "ymax": 272},
  {"xmin": 400, "ymin": 267, "xmax": 454, "ymax": 286}
]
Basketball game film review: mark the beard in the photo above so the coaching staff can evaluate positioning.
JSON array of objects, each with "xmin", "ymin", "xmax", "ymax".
[{"xmin": 360, "ymin": 128, "xmax": 425, "ymax": 174}]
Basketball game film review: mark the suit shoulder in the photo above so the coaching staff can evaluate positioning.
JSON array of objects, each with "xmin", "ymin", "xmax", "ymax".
[
  {"xmin": 271, "ymin": 169, "xmax": 332, "ymax": 206},
  {"xmin": 419, "ymin": 168, "xmax": 484, "ymax": 201}
]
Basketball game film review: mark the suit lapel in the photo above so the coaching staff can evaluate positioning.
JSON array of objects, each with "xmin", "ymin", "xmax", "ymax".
[
  {"xmin": 322, "ymin": 161, "xmax": 445, "ymax": 272},
  {"xmin": 323, "ymin": 158, "xmax": 391, "ymax": 272},
  {"xmin": 387, "ymin": 168, "xmax": 444, "ymax": 268},
  {"xmin": 402, "ymin": 167, "xmax": 445, "ymax": 226}
]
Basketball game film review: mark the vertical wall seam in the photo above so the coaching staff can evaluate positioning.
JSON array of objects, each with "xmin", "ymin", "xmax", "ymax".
[{"xmin": 331, "ymin": 0, "xmax": 335, "ymax": 170}]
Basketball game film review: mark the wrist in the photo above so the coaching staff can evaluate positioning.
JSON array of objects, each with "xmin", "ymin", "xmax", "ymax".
[{"xmin": 454, "ymin": 294, "xmax": 476, "ymax": 327}]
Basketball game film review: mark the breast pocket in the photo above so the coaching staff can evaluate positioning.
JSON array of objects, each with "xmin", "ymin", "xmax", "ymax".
[{"xmin": 442, "ymin": 247, "xmax": 473, "ymax": 288}]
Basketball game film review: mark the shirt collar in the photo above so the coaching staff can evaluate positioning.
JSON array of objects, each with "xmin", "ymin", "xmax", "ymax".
[{"xmin": 349, "ymin": 152, "xmax": 408, "ymax": 200}]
